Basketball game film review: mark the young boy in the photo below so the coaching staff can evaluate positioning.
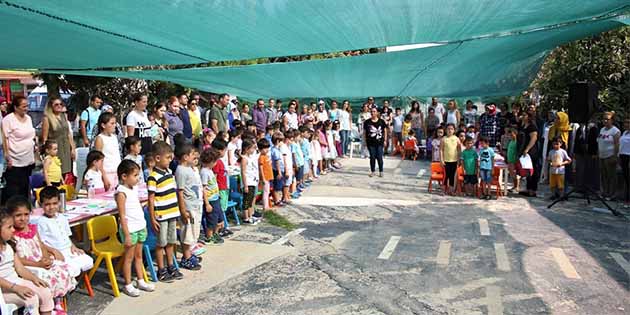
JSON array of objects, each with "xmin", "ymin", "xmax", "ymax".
[
  {"xmin": 548, "ymin": 137, "xmax": 572, "ymax": 200},
  {"xmin": 264, "ymin": 125, "xmax": 274, "ymax": 144},
  {"xmin": 299, "ymin": 126, "xmax": 313, "ymax": 184},
  {"xmin": 270, "ymin": 132, "xmax": 286, "ymax": 205},
  {"xmin": 506, "ymin": 128, "xmax": 519, "ymax": 193},
  {"xmin": 282, "ymin": 131, "xmax": 296, "ymax": 200},
  {"xmin": 174, "ymin": 144, "xmax": 203, "ymax": 270},
  {"xmin": 257, "ymin": 138, "xmax": 274, "ymax": 211},
  {"xmin": 460, "ymin": 137, "xmax": 479, "ymax": 196},
  {"xmin": 478, "ymin": 137, "xmax": 495, "ymax": 200},
  {"xmin": 37, "ymin": 186, "xmax": 94, "ymax": 278},
  {"xmin": 147, "ymin": 141, "xmax": 183, "ymax": 282},
  {"xmin": 291, "ymin": 130, "xmax": 306, "ymax": 195},
  {"xmin": 210, "ymin": 139, "xmax": 230, "ymax": 237},
  {"xmin": 392, "ymin": 108, "xmax": 404, "ymax": 154},
  {"xmin": 200, "ymin": 148, "xmax": 225, "ymax": 244}
]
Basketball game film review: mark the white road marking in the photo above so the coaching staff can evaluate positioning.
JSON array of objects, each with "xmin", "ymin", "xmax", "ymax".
[
  {"xmin": 479, "ymin": 219, "xmax": 490, "ymax": 236},
  {"xmin": 378, "ymin": 236, "xmax": 401, "ymax": 260},
  {"xmin": 610, "ymin": 252, "xmax": 630, "ymax": 279},
  {"xmin": 330, "ymin": 231, "xmax": 356, "ymax": 249},
  {"xmin": 494, "ymin": 243, "xmax": 511, "ymax": 272},
  {"xmin": 381, "ymin": 266, "xmax": 423, "ymax": 275},
  {"xmin": 272, "ymin": 228, "xmax": 306, "ymax": 245},
  {"xmin": 436, "ymin": 277, "xmax": 502, "ymax": 300},
  {"xmin": 436, "ymin": 240, "xmax": 452, "ymax": 266},
  {"xmin": 550, "ymin": 247, "xmax": 581, "ymax": 279},
  {"xmin": 486, "ymin": 286, "xmax": 504, "ymax": 315}
]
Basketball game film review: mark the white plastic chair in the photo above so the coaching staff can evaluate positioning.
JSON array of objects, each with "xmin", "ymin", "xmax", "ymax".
[{"xmin": 0, "ymin": 286, "xmax": 20, "ymax": 315}]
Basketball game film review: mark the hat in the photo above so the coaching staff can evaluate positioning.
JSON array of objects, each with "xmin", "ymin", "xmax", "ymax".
[
  {"xmin": 101, "ymin": 104, "xmax": 113, "ymax": 112},
  {"xmin": 487, "ymin": 104, "xmax": 496, "ymax": 114},
  {"xmin": 318, "ymin": 100, "xmax": 325, "ymax": 105},
  {"xmin": 0, "ymin": 96, "xmax": 6, "ymax": 103}
]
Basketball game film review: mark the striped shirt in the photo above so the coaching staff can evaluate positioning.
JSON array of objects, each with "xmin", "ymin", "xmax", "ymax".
[{"xmin": 147, "ymin": 167, "xmax": 180, "ymax": 221}]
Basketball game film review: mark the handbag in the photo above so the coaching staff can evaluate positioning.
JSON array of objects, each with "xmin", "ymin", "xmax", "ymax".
[{"xmin": 516, "ymin": 154, "xmax": 533, "ymax": 177}]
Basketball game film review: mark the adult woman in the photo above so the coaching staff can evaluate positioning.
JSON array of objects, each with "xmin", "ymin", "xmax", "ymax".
[
  {"xmin": 300, "ymin": 104, "xmax": 312, "ymax": 125},
  {"xmin": 187, "ymin": 99, "xmax": 202, "ymax": 140},
  {"xmin": 150, "ymin": 102, "xmax": 169, "ymax": 143},
  {"xmin": 0, "ymin": 97, "xmax": 8, "ymax": 117},
  {"xmin": 444, "ymin": 99, "xmax": 461, "ymax": 127},
  {"xmin": 125, "ymin": 94, "xmax": 152, "ymax": 155},
  {"xmin": 338, "ymin": 100, "xmax": 352, "ymax": 156},
  {"xmin": 94, "ymin": 112, "xmax": 121, "ymax": 191},
  {"xmin": 240, "ymin": 104, "xmax": 252, "ymax": 122},
  {"xmin": 316, "ymin": 101, "xmax": 329, "ymax": 122},
  {"xmin": 518, "ymin": 112, "xmax": 539, "ymax": 197},
  {"xmin": 1, "ymin": 96, "xmax": 36, "ymax": 203},
  {"xmin": 463, "ymin": 100, "xmax": 477, "ymax": 127},
  {"xmin": 619, "ymin": 118, "xmax": 630, "ymax": 207},
  {"xmin": 164, "ymin": 96, "xmax": 184, "ymax": 145},
  {"xmin": 363, "ymin": 107, "xmax": 388, "ymax": 177},
  {"xmin": 41, "ymin": 97, "xmax": 75, "ymax": 178},
  {"xmin": 358, "ymin": 103, "xmax": 371, "ymax": 158},
  {"xmin": 409, "ymin": 101, "xmax": 424, "ymax": 142},
  {"xmin": 597, "ymin": 112, "xmax": 621, "ymax": 200}
]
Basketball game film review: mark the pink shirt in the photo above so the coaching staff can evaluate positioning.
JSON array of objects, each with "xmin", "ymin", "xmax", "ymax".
[{"xmin": 2, "ymin": 113, "xmax": 35, "ymax": 167}]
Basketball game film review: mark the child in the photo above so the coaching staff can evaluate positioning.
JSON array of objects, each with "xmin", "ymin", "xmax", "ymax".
[
  {"xmin": 478, "ymin": 137, "xmax": 495, "ymax": 199},
  {"xmin": 124, "ymin": 136, "xmax": 144, "ymax": 184},
  {"xmin": 460, "ymin": 137, "xmax": 479, "ymax": 196},
  {"xmin": 499, "ymin": 127, "xmax": 512, "ymax": 159},
  {"xmin": 211, "ymin": 139, "xmax": 230, "ymax": 235},
  {"xmin": 548, "ymin": 137, "xmax": 572, "ymax": 200},
  {"xmin": 332, "ymin": 121, "xmax": 343, "ymax": 157},
  {"xmin": 403, "ymin": 129, "xmax": 419, "ymax": 159},
  {"xmin": 264, "ymin": 126, "xmax": 274, "ymax": 144},
  {"xmin": 240, "ymin": 139, "xmax": 260, "ymax": 224},
  {"xmin": 42, "ymin": 140, "xmax": 63, "ymax": 187},
  {"xmin": 143, "ymin": 151, "xmax": 155, "ymax": 182},
  {"xmin": 147, "ymin": 141, "xmax": 184, "ymax": 282},
  {"xmin": 392, "ymin": 108, "xmax": 404, "ymax": 154},
  {"xmin": 115, "ymin": 160, "xmax": 155, "ymax": 296},
  {"xmin": 37, "ymin": 186, "xmax": 94, "ymax": 278},
  {"xmin": 299, "ymin": 126, "xmax": 313, "ymax": 183},
  {"xmin": 324, "ymin": 120, "xmax": 337, "ymax": 171},
  {"xmin": 317, "ymin": 123, "xmax": 329, "ymax": 174},
  {"xmin": 402, "ymin": 114, "xmax": 412, "ymax": 141},
  {"xmin": 201, "ymin": 128, "xmax": 216, "ymax": 151},
  {"xmin": 246, "ymin": 120, "xmax": 257, "ymax": 135},
  {"xmin": 258, "ymin": 138, "xmax": 274, "ymax": 212},
  {"xmin": 466, "ymin": 126, "xmax": 477, "ymax": 144},
  {"xmin": 7, "ymin": 196, "xmax": 75, "ymax": 313},
  {"xmin": 200, "ymin": 148, "xmax": 225, "ymax": 244},
  {"xmin": 83, "ymin": 150, "xmax": 106, "ymax": 192},
  {"xmin": 506, "ymin": 129, "xmax": 519, "ymax": 193},
  {"xmin": 174, "ymin": 144, "xmax": 203, "ymax": 270},
  {"xmin": 290, "ymin": 130, "xmax": 306, "ymax": 196},
  {"xmin": 270, "ymin": 132, "xmax": 286, "ymax": 205},
  {"xmin": 431, "ymin": 127, "xmax": 444, "ymax": 162},
  {"xmin": 227, "ymin": 128, "xmax": 243, "ymax": 166},
  {"xmin": 440, "ymin": 124, "xmax": 461, "ymax": 195},
  {"xmin": 281, "ymin": 131, "xmax": 295, "ymax": 201},
  {"xmin": 0, "ymin": 211, "xmax": 54, "ymax": 315},
  {"xmin": 457, "ymin": 130, "xmax": 466, "ymax": 150},
  {"xmin": 310, "ymin": 125, "xmax": 323, "ymax": 178}
]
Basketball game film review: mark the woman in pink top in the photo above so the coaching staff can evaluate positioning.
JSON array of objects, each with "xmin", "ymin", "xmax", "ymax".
[{"xmin": 1, "ymin": 96, "xmax": 36, "ymax": 204}]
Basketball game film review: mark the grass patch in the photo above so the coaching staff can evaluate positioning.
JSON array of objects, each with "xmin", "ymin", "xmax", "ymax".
[{"xmin": 263, "ymin": 211, "xmax": 297, "ymax": 231}]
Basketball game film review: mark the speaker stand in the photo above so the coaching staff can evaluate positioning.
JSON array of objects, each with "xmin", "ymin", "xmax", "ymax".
[{"xmin": 547, "ymin": 187, "xmax": 622, "ymax": 217}]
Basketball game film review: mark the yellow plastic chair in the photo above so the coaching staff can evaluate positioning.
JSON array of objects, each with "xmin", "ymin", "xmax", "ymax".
[
  {"xmin": 86, "ymin": 215, "xmax": 148, "ymax": 297},
  {"xmin": 59, "ymin": 184, "xmax": 75, "ymax": 200}
]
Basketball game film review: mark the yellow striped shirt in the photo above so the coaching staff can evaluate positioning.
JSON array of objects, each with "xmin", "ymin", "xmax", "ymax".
[{"xmin": 147, "ymin": 167, "xmax": 180, "ymax": 221}]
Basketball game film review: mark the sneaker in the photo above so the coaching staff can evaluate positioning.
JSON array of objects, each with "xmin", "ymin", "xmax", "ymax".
[
  {"xmin": 243, "ymin": 218, "xmax": 254, "ymax": 224},
  {"xmin": 253, "ymin": 211, "xmax": 263, "ymax": 218},
  {"xmin": 369, "ymin": 172, "xmax": 375, "ymax": 177},
  {"xmin": 192, "ymin": 252, "xmax": 203, "ymax": 262},
  {"xmin": 291, "ymin": 192, "xmax": 301, "ymax": 199},
  {"xmin": 168, "ymin": 266, "xmax": 184, "ymax": 280},
  {"xmin": 136, "ymin": 280, "xmax": 155, "ymax": 292},
  {"xmin": 192, "ymin": 245, "xmax": 207, "ymax": 256},
  {"xmin": 212, "ymin": 234, "xmax": 225, "ymax": 244},
  {"xmin": 378, "ymin": 172, "xmax": 383, "ymax": 178},
  {"xmin": 158, "ymin": 268, "xmax": 174, "ymax": 283},
  {"xmin": 180, "ymin": 257, "xmax": 201, "ymax": 270},
  {"xmin": 123, "ymin": 284, "xmax": 141, "ymax": 297},
  {"xmin": 196, "ymin": 237, "xmax": 207, "ymax": 245}
]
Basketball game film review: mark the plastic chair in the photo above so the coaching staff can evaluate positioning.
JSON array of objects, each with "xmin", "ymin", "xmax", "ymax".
[
  {"xmin": 142, "ymin": 208, "xmax": 179, "ymax": 282},
  {"xmin": 86, "ymin": 215, "xmax": 148, "ymax": 297},
  {"xmin": 29, "ymin": 173, "xmax": 45, "ymax": 205},
  {"xmin": 428, "ymin": 162, "xmax": 445, "ymax": 193},
  {"xmin": 490, "ymin": 167, "xmax": 503, "ymax": 198},
  {"xmin": 59, "ymin": 184, "xmax": 76, "ymax": 200},
  {"xmin": 0, "ymin": 286, "xmax": 20, "ymax": 315},
  {"xmin": 401, "ymin": 139, "xmax": 418, "ymax": 161},
  {"xmin": 223, "ymin": 200, "xmax": 241, "ymax": 228},
  {"xmin": 455, "ymin": 165, "xmax": 466, "ymax": 195},
  {"xmin": 228, "ymin": 174, "xmax": 243, "ymax": 211}
]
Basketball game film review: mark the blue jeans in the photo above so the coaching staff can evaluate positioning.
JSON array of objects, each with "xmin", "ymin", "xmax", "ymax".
[
  {"xmin": 413, "ymin": 128, "xmax": 423, "ymax": 144},
  {"xmin": 340, "ymin": 130, "xmax": 350, "ymax": 156},
  {"xmin": 367, "ymin": 144, "xmax": 384, "ymax": 173}
]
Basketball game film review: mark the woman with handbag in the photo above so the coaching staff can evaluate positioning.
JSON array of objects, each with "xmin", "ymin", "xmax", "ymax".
[{"xmin": 518, "ymin": 112, "xmax": 539, "ymax": 197}]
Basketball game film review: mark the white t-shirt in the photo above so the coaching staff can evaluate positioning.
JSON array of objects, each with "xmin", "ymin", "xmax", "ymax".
[
  {"xmin": 284, "ymin": 112, "xmax": 299, "ymax": 130},
  {"xmin": 38, "ymin": 214, "xmax": 72, "ymax": 250},
  {"xmin": 393, "ymin": 115, "xmax": 404, "ymax": 133},
  {"xmin": 227, "ymin": 141, "xmax": 239, "ymax": 166},
  {"xmin": 84, "ymin": 168, "xmax": 104, "ymax": 190},
  {"xmin": 116, "ymin": 184, "xmax": 146, "ymax": 233},
  {"xmin": 243, "ymin": 153, "xmax": 260, "ymax": 187},
  {"xmin": 434, "ymin": 104, "xmax": 445, "ymax": 124},
  {"xmin": 620, "ymin": 130, "xmax": 630, "ymax": 156},
  {"xmin": 339, "ymin": 110, "xmax": 351, "ymax": 131},
  {"xmin": 98, "ymin": 133, "xmax": 121, "ymax": 173},
  {"xmin": 597, "ymin": 126, "xmax": 620, "ymax": 159},
  {"xmin": 0, "ymin": 245, "xmax": 19, "ymax": 282},
  {"xmin": 317, "ymin": 111, "xmax": 329, "ymax": 122},
  {"xmin": 125, "ymin": 110, "xmax": 152, "ymax": 139},
  {"xmin": 280, "ymin": 143, "xmax": 293, "ymax": 176}
]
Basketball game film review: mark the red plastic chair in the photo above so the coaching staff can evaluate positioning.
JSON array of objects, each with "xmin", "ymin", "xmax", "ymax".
[
  {"xmin": 428, "ymin": 162, "xmax": 445, "ymax": 193},
  {"xmin": 402, "ymin": 139, "xmax": 418, "ymax": 161},
  {"xmin": 490, "ymin": 167, "xmax": 503, "ymax": 198}
]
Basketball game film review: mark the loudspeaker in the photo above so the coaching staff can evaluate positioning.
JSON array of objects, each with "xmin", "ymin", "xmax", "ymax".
[{"xmin": 568, "ymin": 83, "xmax": 598, "ymax": 123}]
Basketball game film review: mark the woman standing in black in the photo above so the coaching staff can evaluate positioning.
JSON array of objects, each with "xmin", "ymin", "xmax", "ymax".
[
  {"xmin": 363, "ymin": 107, "xmax": 388, "ymax": 177},
  {"xmin": 518, "ymin": 112, "xmax": 540, "ymax": 197}
]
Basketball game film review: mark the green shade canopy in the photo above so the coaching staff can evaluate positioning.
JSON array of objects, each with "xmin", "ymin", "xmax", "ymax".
[
  {"xmin": 1, "ymin": 0, "xmax": 629, "ymax": 69},
  {"xmin": 53, "ymin": 19, "xmax": 624, "ymax": 98}
]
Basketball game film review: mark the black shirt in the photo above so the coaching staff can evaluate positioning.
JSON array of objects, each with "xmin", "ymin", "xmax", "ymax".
[
  {"xmin": 518, "ymin": 122, "xmax": 539, "ymax": 157},
  {"xmin": 363, "ymin": 118, "xmax": 388, "ymax": 146}
]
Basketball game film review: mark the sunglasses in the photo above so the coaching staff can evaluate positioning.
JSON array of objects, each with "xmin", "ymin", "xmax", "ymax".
[{"xmin": 53, "ymin": 102, "xmax": 63, "ymax": 106}]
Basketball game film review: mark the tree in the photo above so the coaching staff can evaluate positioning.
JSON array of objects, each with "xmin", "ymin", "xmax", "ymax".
[{"xmin": 532, "ymin": 26, "xmax": 630, "ymax": 121}]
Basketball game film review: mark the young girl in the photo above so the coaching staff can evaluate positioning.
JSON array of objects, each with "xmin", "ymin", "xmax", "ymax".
[
  {"xmin": 94, "ymin": 112, "xmax": 122, "ymax": 191},
  {"xmin": 124, "ymin": 136, "xmax": 144, "ymax": 184},
  {"xmin": 310, "ymin": 124, "xmax": 323, "ymax": 178},
  {"xmin": 431, "ymin": 127, "xmax": 444, "ymax": 162},
  {"xmin": 82, "ymin": 150, "xmax": 106, "ymax": 193},
  {"xmin": 258, "ymin": 138, "xmax": 273, "ymax": 212},
  {"xmin": 333, "ymin": 121, "xmax": 343, "ymax": 157},
  {"xmin": 402, "ymin": 114, "xmax": 412, "ymax": 141},
  {"xmin": 0, "ymin": 211, "xmax": 54, "ymax": 315},
  {"xmin": 440, "ymin": 124, "xmax": 462, "ymax": 195},
  {"xmin": 115, "ymin": 160, "xmax": 155, "ymax": 297},
  {"xmin": 143, "ymin": 152, "xmax": 155, "ymax": 182},
  {"xmin": 7, "ymin": 196, "xmax": 75, "ymax": 314},
  {"xmin": 324, "ymin": 121, "xmax": 337, "ymax": 172},
  {"xmin": 317, "ymin": 123, "xmax": 329, "ymax": 175},
  {"xmin": 227, "ymin": 128, "xmax": 242, "ymax": 166},
  {"xmin": 201, "ymin": 128, "xmax": 216, "ymax": 151},
  {"xmin": 42, "ymin": 140, "xmax": 63, "ymax": 187},
  {"xmin": 240, "ymin": 139, "xmax": 260, "ymax": 224},
  {"xmin": 506, "ymin": 128, "xmax": 519, "ymax": 193}
]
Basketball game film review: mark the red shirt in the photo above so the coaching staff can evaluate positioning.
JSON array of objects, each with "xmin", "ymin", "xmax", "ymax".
[{"xmin": 212, "ymin": 159, "xmax": 228, "ymax": 190}]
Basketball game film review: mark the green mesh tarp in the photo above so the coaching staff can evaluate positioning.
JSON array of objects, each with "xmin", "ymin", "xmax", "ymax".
[
  {"xmin": 53, "ymin": 19, "xmax": 625, "ymax": 98},
  {"xmin": 1, "ymin": 0, "xmax": 629, "ymax": 69}
]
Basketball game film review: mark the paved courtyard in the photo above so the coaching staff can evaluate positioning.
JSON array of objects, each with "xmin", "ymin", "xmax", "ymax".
[{"xmin": 78, "ymin": 157, "xmax": 628, "ymax": 315}]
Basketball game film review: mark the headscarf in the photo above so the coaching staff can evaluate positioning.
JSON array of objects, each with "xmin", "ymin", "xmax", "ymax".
[{"xmin": 548, "ymin": 111, "xmax": 571, "ymax": 145}]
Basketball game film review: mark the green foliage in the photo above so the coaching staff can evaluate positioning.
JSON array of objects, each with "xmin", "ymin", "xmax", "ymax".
[
  {"xmin": 263, "ymin": 211, "xmax": 297, "ymax": 231},
  {"xmin": 532, "ymin": 26, "xmax": 630, "ymax": 121}
]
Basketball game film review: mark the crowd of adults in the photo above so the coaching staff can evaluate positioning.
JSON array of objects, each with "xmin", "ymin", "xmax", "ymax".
[{"xmin": 0, "ymin": 93, "xmax": 627, "ymax": 205}]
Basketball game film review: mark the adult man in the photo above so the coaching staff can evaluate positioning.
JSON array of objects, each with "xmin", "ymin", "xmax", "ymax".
[
  {"xmin": 276, "ymin": 100, "xmax": 284, "ymax": 117},
  {"xmin": 430, "ymin": 97, "xmax": 445, "ymax": 124},
  {"xmin": 284, "ymin": 103, "xmax": 299, "ymax": 130},
  {"xmin": 252, "ymin": 98, "xmax": 268, "ymax": 134},
  {"xmin": 479, "ymin": 103, "xmax": 500, "ymax": 147},
  {"xmin": 79, "ymin": 95, "xmax": 102, "ymax": 146},
  {"xmin": 178, "ymin": 93, "xmax": 193, "ymax": 141},
  {"xmin": 367, "ymin": 96, "xmax": 377, "ymax": 110},
  {"xmin": 266, "ymin": 98, "xmax": 277, "ymax": 126},
  {"xmin": 210, "ymin": 93, "xmax": 229, "ymax": 133}
]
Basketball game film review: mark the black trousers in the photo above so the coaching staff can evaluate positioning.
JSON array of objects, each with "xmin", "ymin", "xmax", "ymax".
[
  {"xmin": 2, "ymin": 164, "xmax": 34, "ymax": 204},
  {"xmin": 621, "ymin": 154, "xmax": 630, "ymax": 202},
  {"xmin": 526, "ymin": 154, "xmax": 541, "ymax": 192},
  {"xmin": 444, "ymin": 162, "xmax": 458, "ymax": 187},
  {"xmin": 367, "ymin": 144, "xmax": 384, "ymax": 173}
]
